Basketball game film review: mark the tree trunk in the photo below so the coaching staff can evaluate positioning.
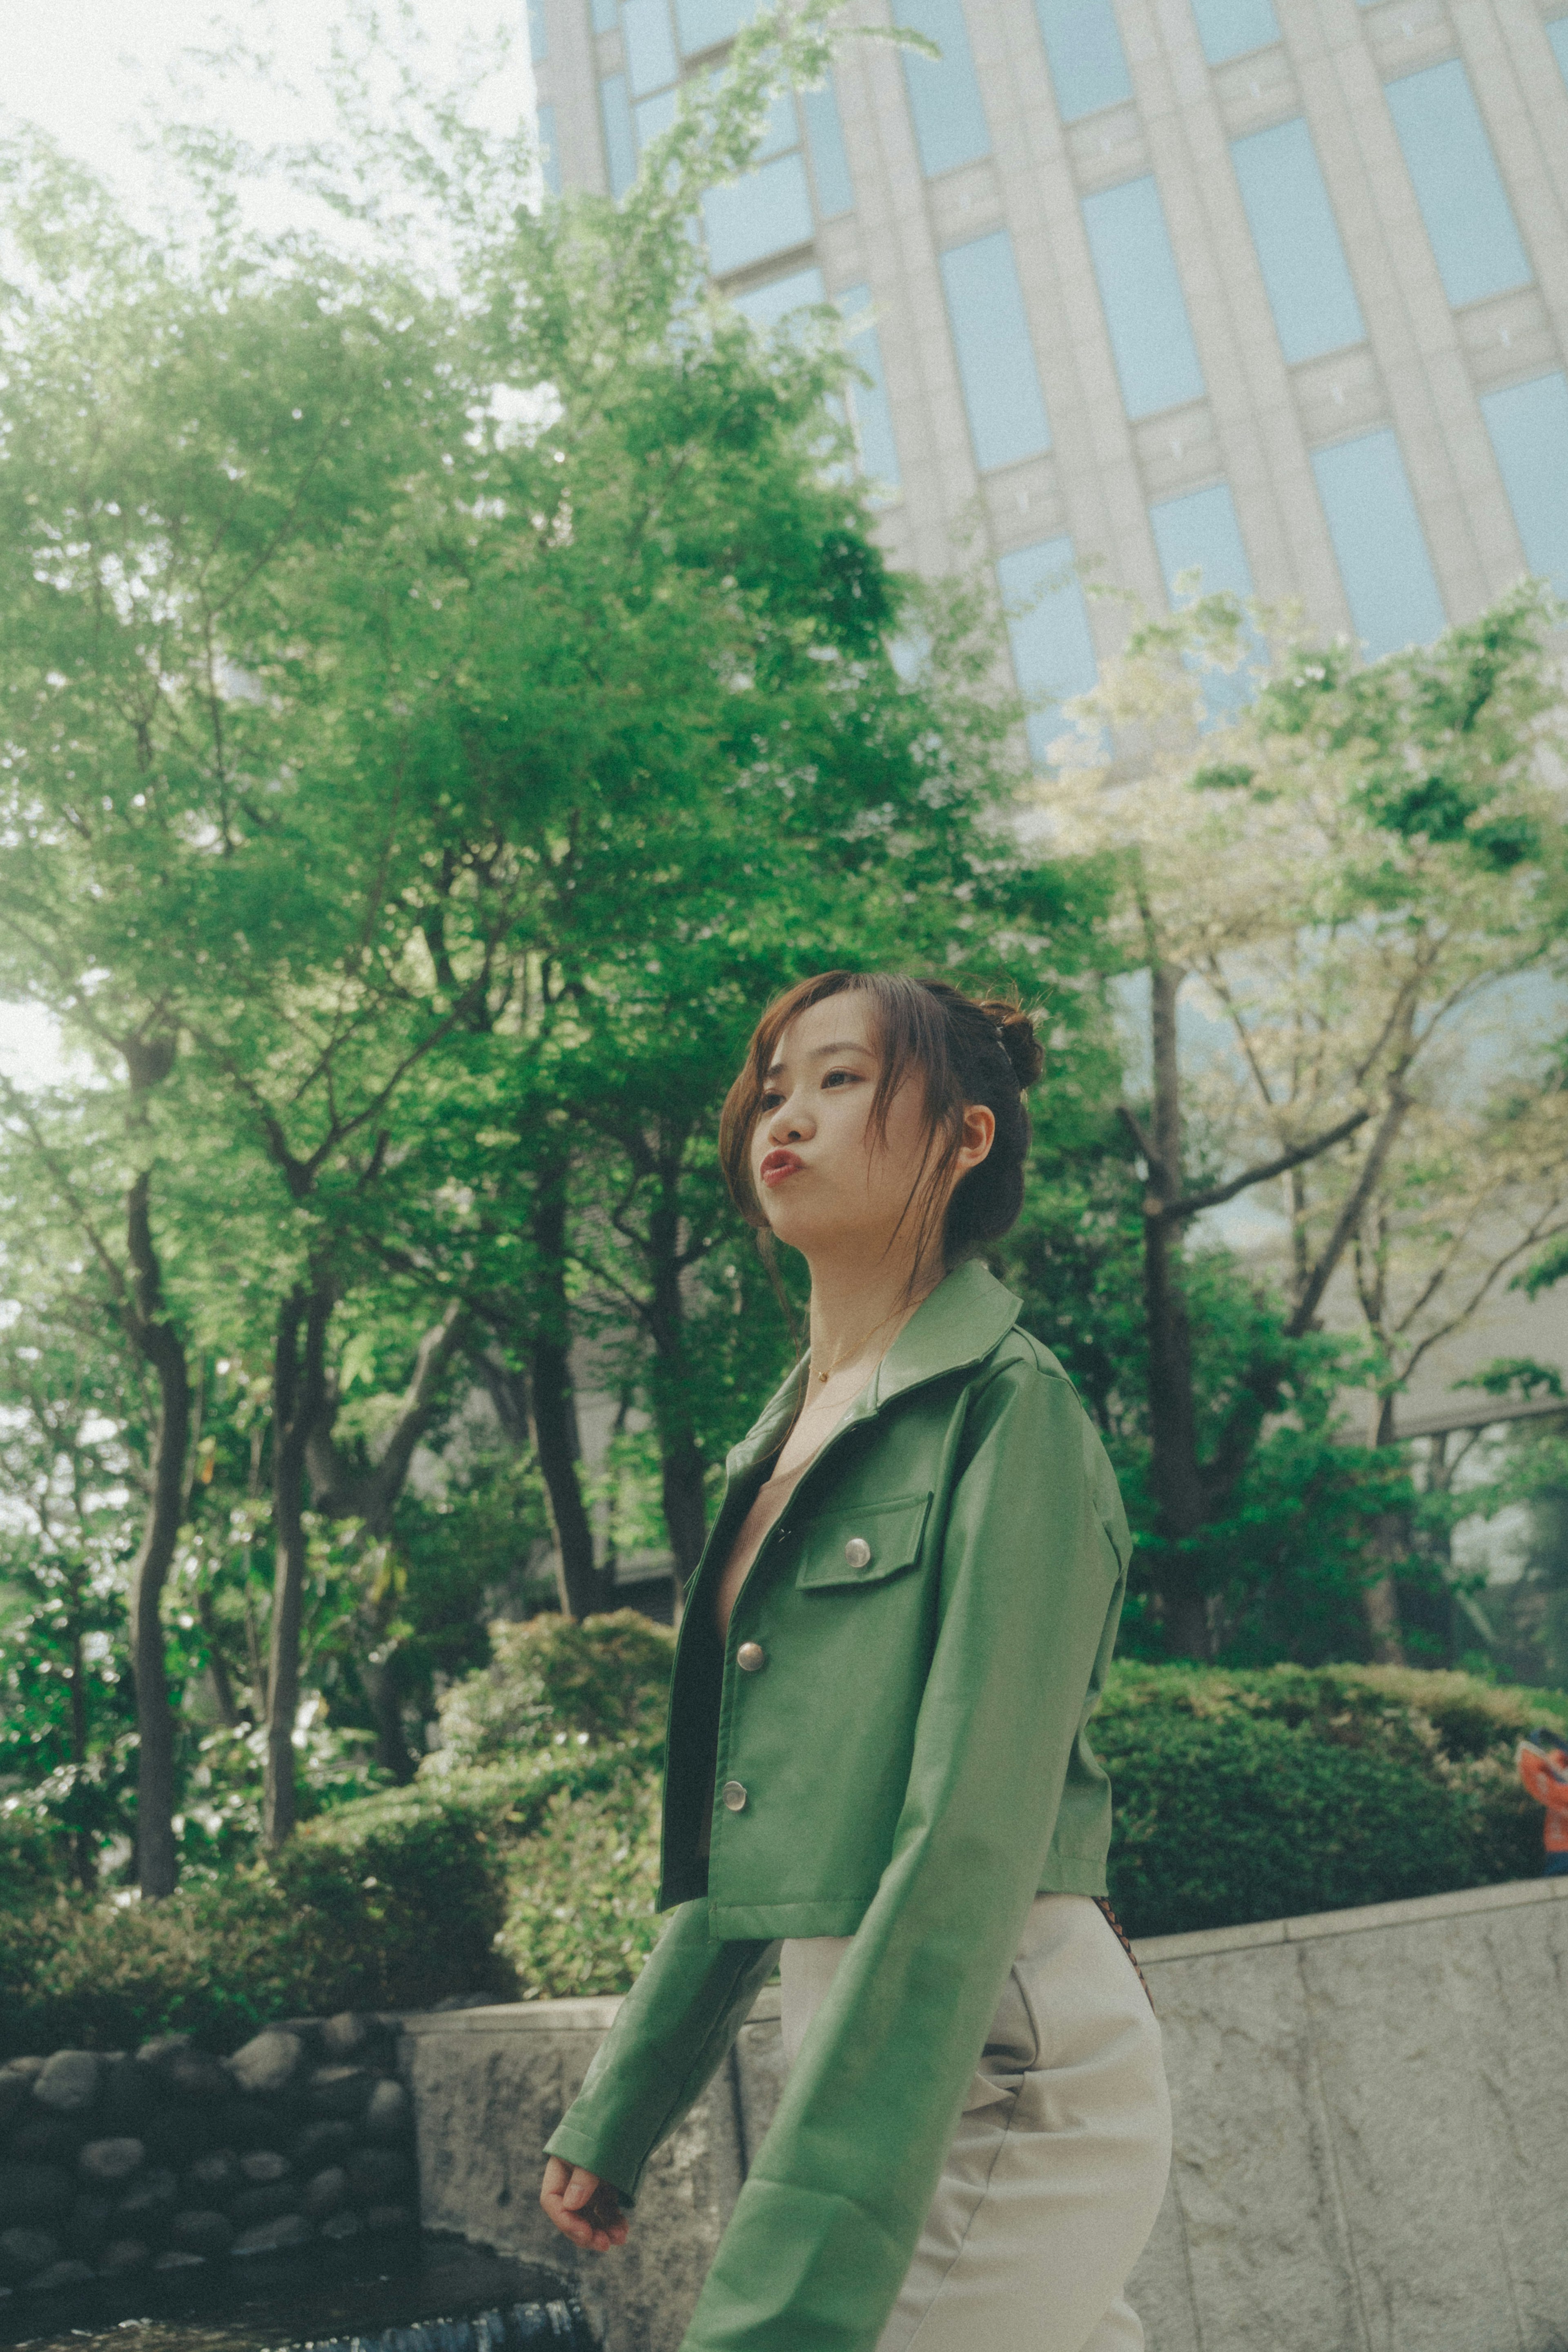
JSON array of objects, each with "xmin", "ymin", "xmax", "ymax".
[
  {"xmin": 360, "ymin": 1652, "xmax": 417, "ymax": 1783},
  {"xmin": 1363, "ymin": 1390, "xmax": 1406, "ymax": 1664},
  {"xmin": 529, "ymin": 1156, "xmax": 614, "ymax": 1620},
  {"xmin": 65, "ymin": 1569, "xmax": 97, "ymax": 1893},
  {"xmin": 265, "ymin": 1278, "xmax": 333, "ymax": 1848},
  {"xmin": 122, "ymin": 1170, "xmax": 192, "ymax": 1901},
  {"xmin": 195, "ymin": 1582, "xmax": 243, "ymax": 1727},
  {"xmin": 641, "ymin": 1151, "xmax": 709, "ymax": 1603}
]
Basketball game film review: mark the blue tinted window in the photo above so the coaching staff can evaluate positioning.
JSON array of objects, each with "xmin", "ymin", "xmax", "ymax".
[
  {"xmin": 621, "ymin": 0, "xmax": 677, "ymax": 92},
  {"xmin": 1231, "ymin": 118, "xmax": 1364, "ymax": 363},
  {"xmin": 1551, "ymin": 18, "xmax": 1568, "ymax": 81},
  {"xmin": 1033, "ymin": 0, "xmax": 1132, "ymax": 121},
  {"xmin": 1149, "ymin": 481, "xmax": 1253, "ymax": 600},
  {"xmin": 600, "ymin": 74, "xmax": 637, "ymax": 196},
  {"xmin": 703, "ymin": 152, "xmax": 814, "ymax": 272},
  {"xmin": 591, "ymin": 0, "xmax": 617, "ymax": 33},
  {"xmin": 537, "ymin": 102, "xmax": 561, "ymax": 196},
  {"xmin": 1481, "ymin": 372, "xmax": 1568, "ymax": 595},
  {"xmin": 1081, "ymin": 177, "xmax": 1205, "ymax": 418},
  {"xmin": 634, "ymin": 87, "xmax": 677, "ymax": 147},
  {"xmin": 840, "ymin": 286, "xmax": 902, "ymax": 488},
  {"xmin": 1312, "ymin": 429, "xmax": 1446, "ymax": 655},
  {"xmin": 1189, "ymin": 0, "xmax": 1278, "ymax": 61},
  {"xmin": 755, "ymin": 93, "xmax": 797, "ymax": 158},
  {"xmin": 996, "ymin": 537, "xmax": 1098, "ymax": 762},
  {"xmin": 731, "ymin": 264, "xmax": 827, "ymax": 329},
  {"xmin": 940, "ymin": 231, "xmax": 1052, "ymax": 471},
  {"xmin": 802, "ymin": 79, "xmax": 855, "ymax": 216},
  {"xmin": 675, "ymin": 0, "xmax": 752, "ymax": 47},
  {"xmin": 528, "ymin": 0, "xmax": 549, "ymax": 60},
  {"xmin": 895, "ymin": 0, "xmax": 992, "ymax": 177},
  {"xmin": 1385, "ymin": 61, "xmax": 1530, "ymax": 308}
]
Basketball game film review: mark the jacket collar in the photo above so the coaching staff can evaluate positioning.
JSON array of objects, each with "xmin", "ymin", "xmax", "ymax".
[{"xmin": 725, "ymin": 1259, "xmax": 1021, "ymax": 1478}]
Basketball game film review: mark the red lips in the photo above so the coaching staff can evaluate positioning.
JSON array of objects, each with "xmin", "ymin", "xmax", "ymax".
[{"xmin": 759, "ymin": 1148, "xmax": 804, "ymax": 1186}]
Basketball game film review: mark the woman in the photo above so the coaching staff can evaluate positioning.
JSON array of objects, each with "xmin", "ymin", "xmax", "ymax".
[{"xmin": 539, "ymin": 972, "xmax": 1171, "ymax": 2352}]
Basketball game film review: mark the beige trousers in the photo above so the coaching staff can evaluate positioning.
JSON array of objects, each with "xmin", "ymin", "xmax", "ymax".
[{"xmin": 780, "ymin": 1894, "xmax": 1172, "ymax": 2352}]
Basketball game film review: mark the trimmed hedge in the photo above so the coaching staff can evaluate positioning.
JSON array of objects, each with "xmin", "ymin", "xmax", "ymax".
[{"xmin": 2, "ymin": 1621, "xmax": 1561, "ymax": 2052}]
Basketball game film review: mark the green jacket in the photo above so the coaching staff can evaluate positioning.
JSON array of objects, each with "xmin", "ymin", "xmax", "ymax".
[{"xmin": 544, "ymin": 1260, "xmax": 1132, "ymax": 2352}]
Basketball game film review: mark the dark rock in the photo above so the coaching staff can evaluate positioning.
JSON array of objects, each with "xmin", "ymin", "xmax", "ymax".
[
  {"xmin": 307, "ymin": 2065, "xmax": 374, "ymax": 2118},
  {"xmin": 65, "ymin": 2198, "xmax": 114, "ymax": 2258},
  {"xmin": 227, "ymin": 2031, "xmax": 304, "ymax": 2098},
  {"xmin": 8, "ymin": 2118, "xmax": 87, "ymax": 2165},
  {"xmin": 142, "ymin": 2107, "xmax": 214, "ymax": 2165},
  {"xmin": 26, "ymin": 2257, "xmax": 96, "ymax": 2292},
  {"xmin": 153, "ymin": 2250, "xmax": 205, "ymax": 2271},
  {"xmin": 363, "ymin": 2204, "xmax": 413, "ymax": 2236},
  {"xmin": 136, "ymin": 2035, "xmax": 192, "ymax": 2071},
  {"xmin": 229, "ymin": 2100, "xmax": 296, "ymax": 2151},
  {"xmin": 0, "ymin": 2228, "xmax": 59, "ymax": 2285},
  {"xmin": 116, "ymin": 2169, "xmax": 178, "ymax": 2230},
  {"xmin": 98, "ymin": 2058, "xmax": 161, "ymax": 2135},
  {"xmin": 231, "ymin": 2214, "xmax": 312, "ymax": 2257},
  {"xmin": 346, "ymin": 2147, "xmax": 412, "ymax": 2203},
  {"xmin": 291, "ymin": 2119, "xmax": 354, "ymax": 2170},
  {"xmin": 0, "ymin": 2075, "xmax": 33, "ymax": 2129},
  {"xmin": 4, "ymin": 2059, "xmax": 46, "ymax": 2080},
  {"xmin": 301, "ymin": 2167, "xmax": 347, "ymax": 2221},
  {"xmin": 238, "ymin": 2149, "xmax": 290, "ymax": 2185},
  {"xmin": 79, "ymin": 2138, "xmax": 145, "ymax": 2187},
  {"xmin": 96, "ymin": 2238, "xmax": 149, "ymax": 2276},
  {"xmin": 229, "ymin": 2182, "xmax": 299, "ymax": 2227},
  {"xmin": 164, "ymin": 2050, "xmax": 230, "ymax": 2103},
  {"xmin": 32, "ymin": 2053, "xmax": 101, "ymax": 2115},
  {"xmin": 320, "ymin": 2013, "xmax": 371, "ymax": 2060},
  {"xmin": 318, "ymin": 2209, "xmax": 361, "ymax": 2243},
  {"xmin": 185, "ymin": 2149, "xmax": 241, "ymax": 2200},
  {"xmin": 361, "ymin": 2080, "xmax": 412, "ymax": 2143},
  {"xmin": 169, "ymin": 2210, "xmax": 234, "ymax": 2258},
  {"xmin": 0, "ymin": 2165, "xmax": 72, "ymax": 2224}
]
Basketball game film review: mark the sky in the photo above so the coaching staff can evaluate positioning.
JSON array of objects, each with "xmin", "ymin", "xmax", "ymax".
[{"xmin": 0, "ymin": 0, "xmax": 535, "ymax": 1090}]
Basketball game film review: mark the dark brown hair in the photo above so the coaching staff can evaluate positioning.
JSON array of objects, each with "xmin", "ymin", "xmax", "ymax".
[{"xmin": 718, "ymin": 971, "xmax": 1044, "ymax": 1274}]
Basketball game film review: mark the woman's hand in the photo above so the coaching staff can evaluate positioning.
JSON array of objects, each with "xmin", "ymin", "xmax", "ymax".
[{"xmin": 539, "ymin": 2156, "xmax": 629, "ymax": 2252}]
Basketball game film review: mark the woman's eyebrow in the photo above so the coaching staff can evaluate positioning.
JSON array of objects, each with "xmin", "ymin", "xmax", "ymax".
[{"xmin": 763, "ymin": 1042, "xmax": 873, "ymax": 1080}]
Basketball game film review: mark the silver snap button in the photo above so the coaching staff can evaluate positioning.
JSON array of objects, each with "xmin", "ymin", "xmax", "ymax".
[
  {"xmin": 844, "ymin": 1536, "xmax": 872, "ymax": 1569},
  {"xmin": 722, "ymin": 1780, "xmax": 748, "ymax": 1811},
  {"xmin": 737, "ymin": 1641, "xmax": 766, "ymax": 1672}
]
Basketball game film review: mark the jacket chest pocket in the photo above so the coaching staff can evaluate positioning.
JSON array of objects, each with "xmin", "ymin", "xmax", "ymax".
[{"xmin": 795, "ymin": 1490, "xmax": 933, "ymax": 1592}]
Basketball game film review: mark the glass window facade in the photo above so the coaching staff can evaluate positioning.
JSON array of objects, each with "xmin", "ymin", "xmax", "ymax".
[
  {"xmin": 1385, "ymin": 61, "xmax": 1531, "ymax": 308},
  {"xmin": 1189, "ymin": 0, "xmax": 1279, "ymax": 65},
  {"xmin": 1312, "ymin": 429, "xmax": 1446, "ymax": 656},
  {"xmin": 1081, "ymin": 177, "xmax": 1206, "ymax": 419},
  {"xmin": 600, "ymin": 72, "xmax": 637, "ymax": 196},
  {"xmin": 674, "ymin": 0, "xmax": 752, "ymax": 46},
  {"xmin": 1033, "ymin": 0, "xmax": 1132, "ymax": 123},
  {"xmin": 621, "ymin": 0, "xmax": 678, "ymax": 91},
  {"xmin": 996, "ymin": 537, "xmax": 1098, "ymax": 763},
  {"xmin": 1481, "ymin": 372, "xmax": 1568, "ymax": 595},
  {"xmin": 703, "ymin": 152, "xmax": 814, "ymax": 273},
  {"xmin": 1551, "ymin": 17, "xmax": 1568, "ymax": 83},
  {"xmin": 1231, "ymin": 118, "xmax": 1365, "ymax": 365},
  {"xmin": 1149, "ymin": 481, "xmax": 1254, "ymax": 601},
  {"xmin": 840, "ymin": 287, "xmax": 902, "ymax": 490},
  {"xmin": 940, "ymin": 231, "xmax": 1053, "ymax": 472},
  {"xmin": 592, "ymin": 0, "xmax": 617, "ymax": 32},
  {"xmin": 537, "ymin": 102, "xmax": 561, "ymax": 197},
  {"xmin": 528, "ymin": 0, "xmax": 548, "ymax": 61},
  {"xmin": 731, "ymin": 264, "xmax": 827, "ymax": 330},
  {"xmin": 895, "ymin": 0, "xmax": 992, "ymax": 178},
  {"xmin": 802, "ymin": 81, "xmax": 855, "ymax": 218}
]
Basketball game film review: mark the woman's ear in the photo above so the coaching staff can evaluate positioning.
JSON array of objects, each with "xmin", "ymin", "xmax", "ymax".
[{"xmin": 957, "ymin": 1102, "xmax": 996, "ymax": 1173}]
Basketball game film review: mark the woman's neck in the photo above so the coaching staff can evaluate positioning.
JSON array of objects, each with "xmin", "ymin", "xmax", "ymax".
[{"xmin": 802, "ymin": 1243, "xmax": 946, "ymax": 1389}]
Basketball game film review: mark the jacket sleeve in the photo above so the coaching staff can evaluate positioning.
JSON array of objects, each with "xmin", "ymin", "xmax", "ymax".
[
  {"xmin": 681, "ymin": 1361, "xmax": 1129, "ymax": 2352},
  {"xmin": 543, "ymin": 1899, "xmax": 780, "ymax": 2201},
  {"xmin": 1519, "ymin": 1745, "xmax": 1568, "ymax": 1817}
]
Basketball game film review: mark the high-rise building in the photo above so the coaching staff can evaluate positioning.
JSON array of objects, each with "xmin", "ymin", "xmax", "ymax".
[{"xmin": 532, "ymin": 0, "xmax": 1568, "ymax": 740}]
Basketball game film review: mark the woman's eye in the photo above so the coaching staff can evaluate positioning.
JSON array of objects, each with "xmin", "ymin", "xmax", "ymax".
[
  {"xmin": 822, "ymin": 1068, "xmax": 862, "ymax": 1088},
  {"xmin": 759, "ymin": 1092, "xmax": 782, "ymax": 1111}
]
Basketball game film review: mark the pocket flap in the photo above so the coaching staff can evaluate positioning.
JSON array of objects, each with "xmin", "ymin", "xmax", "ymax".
[{"xmin": 796, "ymin": 1491, "xmax": 933, "ymax": 1591}]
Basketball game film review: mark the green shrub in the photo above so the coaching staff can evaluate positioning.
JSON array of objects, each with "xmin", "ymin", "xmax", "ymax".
[
  {"xmin": 1097, "ymin": 1662, "xmax": 1560, "ymax": 1937},
  {"xmin": 427, "ymin": 1610, "xmax": 674, "ymax": 1771},
  {"xmin": 499, "ymin": 1767, "xmax": 664, "ymax": 1999}
]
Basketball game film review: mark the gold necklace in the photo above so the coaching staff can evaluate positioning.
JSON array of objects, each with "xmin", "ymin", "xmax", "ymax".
[{"xmin": 809, "ymin": 1293, "xmax": 924, "ymax": 1387}]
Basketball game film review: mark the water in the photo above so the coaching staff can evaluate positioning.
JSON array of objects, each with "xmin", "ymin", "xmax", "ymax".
[{"xmin": 0, "ymin": 2232, "xmax": 586, "ymax": 2352}]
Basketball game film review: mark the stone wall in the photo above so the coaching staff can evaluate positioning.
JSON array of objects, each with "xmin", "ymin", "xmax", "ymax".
[
  {"xmin": 404, "ymin": 1874, "xmax": 1568, "ymax": 2352},
  {"xmin": 0, "ymin": 2014, "xmax": 416, "ymax": 2301}
]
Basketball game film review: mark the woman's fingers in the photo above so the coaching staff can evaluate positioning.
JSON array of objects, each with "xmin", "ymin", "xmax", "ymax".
[{"xmin": 539, "ymin": 2159, "xmax": 628, "ymax": 2252}]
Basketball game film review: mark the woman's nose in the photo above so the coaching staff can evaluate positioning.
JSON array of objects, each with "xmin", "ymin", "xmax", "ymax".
[{"xmin": 768, "ymin": 1095, "xmax": 811, "ymax": 1141}]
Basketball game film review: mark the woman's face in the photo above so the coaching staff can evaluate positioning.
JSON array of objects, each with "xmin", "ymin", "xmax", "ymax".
[{"xmin": 748, "ymin": 991, "xmax": 991, "ymax": 1268}]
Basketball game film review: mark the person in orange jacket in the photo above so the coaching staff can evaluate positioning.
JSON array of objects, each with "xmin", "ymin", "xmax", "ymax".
[{"xmin": 1518, "ymin": 1727, "xmax": 1568, "ymax": 1877}]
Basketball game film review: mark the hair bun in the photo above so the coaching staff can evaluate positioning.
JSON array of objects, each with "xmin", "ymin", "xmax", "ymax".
[{"xmin": 980, "ymin": 996, "xmax": 1044, "ymax": 1091}]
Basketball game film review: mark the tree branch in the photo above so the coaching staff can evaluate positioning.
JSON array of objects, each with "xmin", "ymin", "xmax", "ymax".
[{"xmin": 1169, "ymin": 1107, "xmax": 1371, "ymax": 1223}]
